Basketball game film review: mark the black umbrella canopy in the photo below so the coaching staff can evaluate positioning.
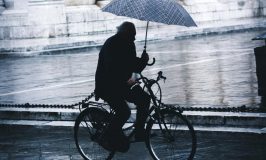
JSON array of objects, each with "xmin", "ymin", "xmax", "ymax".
[{"xmin": 102, "ymin": 0, "xmax": 197, "ymax": 50}]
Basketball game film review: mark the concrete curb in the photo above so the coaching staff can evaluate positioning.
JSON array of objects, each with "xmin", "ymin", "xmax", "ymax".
[
  {"xmin": 1, "ymin": 119, "xmax": 265, "ymax": 135},
  {"xmin": 1, "ymin": 107, "xmax": 266, "ymax": 127},
  {"xmin": 185, "ymin": 111, "xmax": 266, "ymax": 127}
]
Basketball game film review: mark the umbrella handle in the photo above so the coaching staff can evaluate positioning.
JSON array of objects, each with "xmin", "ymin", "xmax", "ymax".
[
  {"xmin": 147, "ymin": 57, "xmax": 155, "ymax": 66},
  {"xmin": 142, "ymin": 49, "xmax": 155, "ymax": 66}
]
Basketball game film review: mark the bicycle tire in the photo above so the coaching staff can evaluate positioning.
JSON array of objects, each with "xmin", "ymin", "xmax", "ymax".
[
  {"xmin": 146, "ymin": 109, "xmax": 197, "ymax": 160},
  {"xmin": 143, "ymin": 81, "xmax": 162, "ymax": 105},
  {"xmin": 74, "ymin": 107, "xmax": 115, "ymax": 160}
]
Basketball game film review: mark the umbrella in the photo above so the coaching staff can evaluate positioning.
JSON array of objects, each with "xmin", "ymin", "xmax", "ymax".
[{"xmin": 102, "ymin": 0, "xmax": 197, "ymax": 51}]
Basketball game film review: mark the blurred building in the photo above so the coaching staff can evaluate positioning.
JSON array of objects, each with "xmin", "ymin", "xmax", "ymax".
[{"xmin": 0, "ymin": 0, "xmax": 265, "ymax": 40}]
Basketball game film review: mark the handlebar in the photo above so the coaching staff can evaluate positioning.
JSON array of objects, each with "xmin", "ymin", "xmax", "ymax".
[
  {"xmin": 136, "ymin": 71, "xmax": 166, "ymax": 85},
  {"xmin": 157, "ymin": 71, "xmax": 166, "ymax": 81}
]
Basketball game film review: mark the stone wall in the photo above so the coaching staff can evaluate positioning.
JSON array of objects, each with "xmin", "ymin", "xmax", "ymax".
[
  {"xmin": 183, "ymin": 0, "xmax": 266, "ymax": 21},
  {"xmin": 0, "ymin": 0, "xmax": 265, "ymax": 40},
  {"xmin": 0, "ymin": 0, "xmax": 4, "ymax": 11}
]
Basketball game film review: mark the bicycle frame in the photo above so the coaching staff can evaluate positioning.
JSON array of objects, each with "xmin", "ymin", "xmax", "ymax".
[
  {"xmin": 112, "ymin": 72, "xmax": 168, "ymax": 142},
  {"xmin": 80, "ymin": 71, "xmax": 180, "ymax": 141},
  {"xmin": 75, "ymin": 71, "xmax": 196, "ymax": 160},
  {"xmin": 138, "ymin": 72, "xmax": 184, "ymax": 140},
  {"xmin": 74, "ymin": 51, "xmax": 196, "ymax": 159}
]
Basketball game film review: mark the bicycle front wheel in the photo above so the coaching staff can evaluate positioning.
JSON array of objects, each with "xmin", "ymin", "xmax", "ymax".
[
  {"xmin": 74, "ymin": 107, "xmax": 114, "ymax": 160},
  {"xmin": 146, "ymin": 109, "xmax": 196, "ymax": 160},
  {"xmin": 144, "ymin": 81, "xmax": 162, "ymax": 104}
]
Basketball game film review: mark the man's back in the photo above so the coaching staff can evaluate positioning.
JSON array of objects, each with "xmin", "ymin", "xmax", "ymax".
[{"xmin": 95, "ymin": 33, "xmax": 138, "ymax": 96}]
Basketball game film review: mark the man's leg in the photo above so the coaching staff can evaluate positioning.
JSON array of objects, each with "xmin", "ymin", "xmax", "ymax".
[
  {"xmin": 105, "ymin": 96, "xmax": 131, "ymax": 134},
  {"xmin": 100, "ymin": 95, "xmax": 131, "ymax": 152},
  {"xmin": 126, "ymin": 85, "xmax": 150, "ymax": 140}
]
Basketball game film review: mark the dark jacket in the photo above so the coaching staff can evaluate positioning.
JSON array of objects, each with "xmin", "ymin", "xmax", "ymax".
[{"xmin": 95, "ymin": 33, "xmax": 147, "ymax": 97}]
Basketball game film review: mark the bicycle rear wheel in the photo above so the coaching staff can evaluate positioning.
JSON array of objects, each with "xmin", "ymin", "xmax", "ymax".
[
  {"xmin": 146, "ymin": 109, "xmax": 196, "ymax": 160},
  {"xmin": 74, "ymin": 107, "xmax": 114, "ymax": 160}
]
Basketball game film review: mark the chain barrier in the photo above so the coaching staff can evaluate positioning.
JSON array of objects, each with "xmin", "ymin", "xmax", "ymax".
[
  {"xmin": 0, "ymin": 103, "xmax": 261, "ymax": 112},
  {"xmin": 0, "ymin": 103, "xmax": 75, "ymax": 109},
  {"xmin": 0, "ymin": 93, "xmax": 96, "ymax": 109},
  {"xmin": 0, "ymin": 93, "xmax": 262, "ymax": 112},
  {"xmin": 176, "ymin": 104, "xmax": 260, "ymax": 112}
]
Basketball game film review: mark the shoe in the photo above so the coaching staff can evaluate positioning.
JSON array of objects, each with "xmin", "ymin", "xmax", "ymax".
[
  {"xmin": 135, "ymin": 135, "xmax": 145, "ymax": 142},
  {"xmin": 116, "ymin": 140, "xmax": 130, "ymax": 152},
  {"xmin": 98, "ymin": 139, "xmax": 115, "ymax": 152},
  {"xmin": 135, "ymin": 130, "xmax": 146, "ymax": 142},
  {"xmin": 98, "ymin": 132, "xmax": 116, "ymax": 152},
  {"xmin": 98, "ymin": 130, "xmax": 130, "ymax": 153},
  {"xmin": 114, "ymin": 132, "xmax": 130, "ymax": 153}
]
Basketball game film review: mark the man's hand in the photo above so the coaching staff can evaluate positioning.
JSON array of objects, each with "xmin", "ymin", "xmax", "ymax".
[
  {"xmin": 141, "ymin": 50, "xmax": 149, "ymax": 63},
  {"xmin": 127, "ymin": 78, "xmax": 136, "ymax": 86}
]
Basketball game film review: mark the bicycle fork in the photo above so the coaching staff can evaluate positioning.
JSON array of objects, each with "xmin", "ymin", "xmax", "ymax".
[{"xmin": 149, "ymin": 111, "xmax": 175, "ymax": 142}]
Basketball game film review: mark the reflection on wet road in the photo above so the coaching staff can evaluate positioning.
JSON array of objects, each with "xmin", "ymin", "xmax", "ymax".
[{"xmin": 0, "ymin": 30, "xmax": 265, "ymax": 107}]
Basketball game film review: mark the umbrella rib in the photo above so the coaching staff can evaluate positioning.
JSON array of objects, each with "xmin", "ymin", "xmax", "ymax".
[{"xmin": 161, "ymin": 0, "xmax": 171, "ymax": 24}]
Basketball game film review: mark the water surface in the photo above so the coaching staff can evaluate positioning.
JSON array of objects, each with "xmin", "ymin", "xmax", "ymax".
[{"xmin": 0, "ymin": 30, "xmax": 265, "ymax": 107}]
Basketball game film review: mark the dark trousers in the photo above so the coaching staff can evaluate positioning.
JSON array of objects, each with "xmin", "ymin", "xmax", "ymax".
[{"xmin": 101, "ymin": 85, "xmax": 150, "ymax": 135}]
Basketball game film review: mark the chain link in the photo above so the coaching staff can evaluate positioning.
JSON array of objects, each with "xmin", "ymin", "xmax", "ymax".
[
  {"xmin": 0, "ymin": 104, "xmax": 260, "ymax": 112},
  {"xmin": 0, "ymin": 92, "xmax": 96, "ymax": 109},
  {"xmin": 0, "ymin": 92, "xmax": 261, "ymax": 112}
]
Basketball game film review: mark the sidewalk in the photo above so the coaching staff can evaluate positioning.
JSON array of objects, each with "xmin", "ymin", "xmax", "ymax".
[
  {"xmin": 0, "ymin": 125, "xmax": 265, "ymax": 160},
  {"xmin": 0, "ymin": 17, "xmax": 266, "ymax": 54},
  {"xmin": 1, "ymin": 106, "xmax": 266, "ymax": 134},
  {"xmin": 0, "ymin": 107, "xmax": 266, "ymax": 160}
]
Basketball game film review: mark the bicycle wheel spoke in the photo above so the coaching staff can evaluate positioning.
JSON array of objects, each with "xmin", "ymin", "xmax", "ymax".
[
  {"xmin": 147, "ymin": 110, "xmax": 196, "ymax": 160},
  {"xmin": 74, "ymin": 107, "xmax": 113, "ymax": 160},
  {"xmin": 80, "ymin": 119, "xmax": 93, "ymax": 132},
  {"xmin": 144, "ymin": 81, "xmax": 162, "ymax": 105}
]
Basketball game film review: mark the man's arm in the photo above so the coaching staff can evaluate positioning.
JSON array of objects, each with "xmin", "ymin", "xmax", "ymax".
[{"xmin": 133, "ymin": 50, "xmax": 149, "ymax": 73}]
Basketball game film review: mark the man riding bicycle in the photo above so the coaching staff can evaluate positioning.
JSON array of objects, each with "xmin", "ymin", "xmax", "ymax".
[{"xmin": 95, "ymin": 22, "xmax": 151, "ymax": 152}]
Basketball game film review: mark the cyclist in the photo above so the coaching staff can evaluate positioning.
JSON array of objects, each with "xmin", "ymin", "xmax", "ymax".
[{"xmin": 95, "ymin": 21, "xmax": 150, "ymax": 152}]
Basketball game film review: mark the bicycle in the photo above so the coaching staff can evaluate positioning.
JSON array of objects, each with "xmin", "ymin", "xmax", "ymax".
[{"xmin": 74, "ymin": 70, "xmax": 197, "ymax": 160}]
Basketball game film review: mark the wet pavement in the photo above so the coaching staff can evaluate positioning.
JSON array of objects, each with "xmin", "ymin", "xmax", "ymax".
[
  {"xmin": 0, "ymin": 126, "xmax": 265, "ymax": 160},
  {"xmin": 0, "ymin": 30, "xmax": 265, "ymax": 108}
]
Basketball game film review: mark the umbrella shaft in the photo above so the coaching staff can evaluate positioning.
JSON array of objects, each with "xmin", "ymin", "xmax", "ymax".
[{"xmin": 144, "ymin": 21, "xmax": 149, "ymax": 50}]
